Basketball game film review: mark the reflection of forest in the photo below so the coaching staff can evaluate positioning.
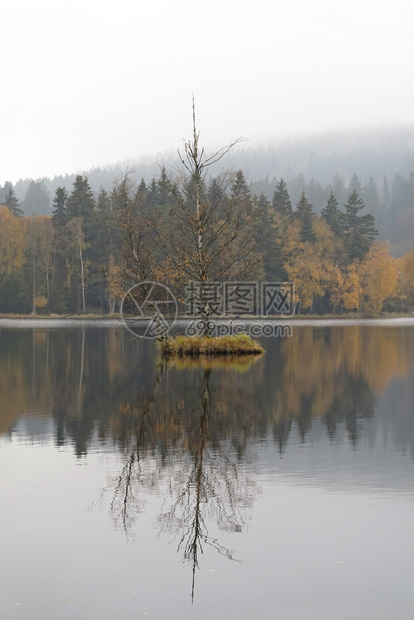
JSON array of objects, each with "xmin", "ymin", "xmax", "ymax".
[
  {"xmin": 1, "ymin": 325, "xmax": 414, "ymax": 600},
  {"xmin": 261, "ymin": 326, "xmax": 412, "ymax": 448},
  {"xmin": 0, "ymin": 329, "xmax": 157, "ymax": 452},
  {"xmin": 0, "ymin": 326, "xmax": 413, "ymax": 454}
]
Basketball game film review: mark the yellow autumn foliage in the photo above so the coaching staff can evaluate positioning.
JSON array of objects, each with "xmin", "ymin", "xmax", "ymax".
[{"xmin": 359, "ymin": 243, "xmax": 398, "ymax": 313}]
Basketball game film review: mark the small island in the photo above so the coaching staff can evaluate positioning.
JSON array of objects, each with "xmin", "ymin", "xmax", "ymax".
[{"xmin": 160, "ymin": 334, "xmax": 264, "ymax": 357}]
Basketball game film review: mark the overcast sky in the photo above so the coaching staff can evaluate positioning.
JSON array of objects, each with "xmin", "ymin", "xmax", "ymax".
[{"xmin": 1, "ymin": 0, "xmax": 413, "ymax": 184}]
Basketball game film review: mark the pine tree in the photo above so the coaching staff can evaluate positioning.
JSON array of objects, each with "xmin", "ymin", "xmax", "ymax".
[
  {"xmin": 137, "ymin": 179, "xmax": 147, "ymax": 195},
  {"xmin": 147, "ymin": 178, "xmax": 159, "ymax": 207},
  {"xmin": 66, "ymin": 175, "xmax": 95, "ymax": 221},
  {"xmin": 231, "ymin": 170, "xmax": 250, "ymax": 198},
  {"xmin": 253, "ymin": 193, "xmax": 281, "ymax": 280},
  {"xmin": 157, "ymin": 166, "xmax": 173, "ymax": 206},
  {"xmin": 51, "ymin": 187, "xmax": 68, "ymax": 229},
  {"xmin": 295, "ymin": 192, "xmax": 315, "ymax": 243},
  {"xmin": 135, "ymin": 179, "xmax": 148, "ymax": 208},
  {"xmin": 207, "ymin": 177, "xmax": 224, "ymax": 205},
  {"xmin": 231, "ymin": 170, "xmax": 252, "ymax": 214},
  {"xmin": 50, "ymin": 187, "xmax": 69, "ymax": 312},
  {"xmin": 272, "ymin": 179, "xmax": 292, "ymax": 219},
  {"xmin": 321, "ymin": 191, "xmax": 343, "ymax": 237},
  {"xmin": 4, "ymin": 186, "xmax": 23, "ymax": 217},
  {"xmin": 342, "ymin": 190, "xmax": 377, "ymax": 260}
]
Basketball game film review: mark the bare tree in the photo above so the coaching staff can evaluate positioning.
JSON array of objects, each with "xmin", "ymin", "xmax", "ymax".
[
  {"xmin": 161, "ymin": 98, "xmax": 262, "ymax": 298},
  {"xmin": 112, "ymin": 170, "xmax": 161, "ymax": 287},
  {"xmin": 113, "ymin": 101, "xmax": 263, "ymax": 330}
]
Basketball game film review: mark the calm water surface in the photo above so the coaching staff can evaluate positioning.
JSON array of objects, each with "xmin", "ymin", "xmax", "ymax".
[{"xmin": 1, "ymin": 321, "xmax": 414, "ymax": 619}]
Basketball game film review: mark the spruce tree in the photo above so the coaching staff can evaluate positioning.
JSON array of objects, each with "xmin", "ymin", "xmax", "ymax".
[
  {"xmin": 231, "ymin": 170, "xmax": 250, "ymax": 198},
  {"xmin": 254, "ymin": 192, "xmax": 282, "ymax": 280},
  {"xmin": 321, "ymin": 191, "xmax": 343, "ymax": 237},
  {"xmin": 147, "ymin": 178, "xmax": 159, "ymax": 207},
  {"xmin": 157, "ymin": 166, "xmax": 173, "ymax": 206},
  {"xmin": 231, "ymin": 170, "xmax": 252, "ymax": 214},
  {"xmin": 4, "ymin": 185, "xmax": 23, "ymax": 217},
  {"xmin": 272, "ymin": 178, "xmax": 292, "ymax": 219},
  {"xmin": 66, "ymin": 175, "xmax": 95, "ymax": 221},
  {"xmin": 50, "ymin": 187, "xmax": 69, "ymax": 312},
  {"xmin": 207, "ymin": 177, "xmax": 224, "ymax": 205},
  {"xmin": 51, "ymin": 187, "xmax": 68, "ymax": 229},
  {"xmin": 137, "ymin": 178, "xmax": 147, "ymax": 195},
  {"xmin": 295, "ymin": 192, "xmax": 315, "ymax": 243},
  {"xmin": 342, "ymin": 190, "xmax": 377, "ymax": 260}
]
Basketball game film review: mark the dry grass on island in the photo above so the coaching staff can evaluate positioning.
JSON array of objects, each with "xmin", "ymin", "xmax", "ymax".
[{"xmin": 160, "ymin": 334, "xmax": 264, "ymax": 357}]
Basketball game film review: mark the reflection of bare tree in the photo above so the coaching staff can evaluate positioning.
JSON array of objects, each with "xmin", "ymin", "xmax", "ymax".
[
  {"xmin": 157, "ymin": 368, "xmax": 253, "ymax": 601},
  {"xmin": 103, "ymin": 359, "xmax": 259, "ymax": 600},
  {"xmin": 108, "ymin": 452, "xmax": 161, "ymax": 537}
]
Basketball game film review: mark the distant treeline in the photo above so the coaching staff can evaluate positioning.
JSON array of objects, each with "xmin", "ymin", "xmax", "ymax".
[
  {"xmin": 1, "ymin": 165, "xmax": 414, "ymax": 316},
  {"xmin": 2, "ymin": 143, "xmax": 414, "ymax": 254}
]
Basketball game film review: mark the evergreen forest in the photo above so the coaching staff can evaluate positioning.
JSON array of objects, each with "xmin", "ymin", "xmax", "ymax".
[{"xmin": 2, "ymin": 135, "xmax": 414, "ymax": 315}]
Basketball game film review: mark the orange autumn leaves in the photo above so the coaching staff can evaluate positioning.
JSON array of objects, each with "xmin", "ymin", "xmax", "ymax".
[
  {"xmin": 1, "ymin": 200, "xmax": 414, "ymax": 315},
  {"xmin": 283, "ymin": 216, "xmax": 403, "ymax": 313}
]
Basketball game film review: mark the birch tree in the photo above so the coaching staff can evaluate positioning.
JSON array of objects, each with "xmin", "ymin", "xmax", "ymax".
[
  {"xmin": 160, "ymin": 98, "xmax": 263, "ymax": 325},
  {"xmin": 67, "ymin": 217, "xmax": 87, "ymax": 313}
]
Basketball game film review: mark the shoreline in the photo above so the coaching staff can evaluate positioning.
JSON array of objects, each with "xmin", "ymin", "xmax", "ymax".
[
  {"xmin": 1, "ymin": 315, "xmax": 414, "ymax": 330},
  {"xmin": 0, "ymin": 311, "xmax": 412, "ymax": 321}
]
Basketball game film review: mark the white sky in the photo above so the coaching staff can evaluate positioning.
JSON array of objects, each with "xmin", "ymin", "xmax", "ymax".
[{"xmin": 1, "ymin": 0, "xmax": 413, "ymax": 184}]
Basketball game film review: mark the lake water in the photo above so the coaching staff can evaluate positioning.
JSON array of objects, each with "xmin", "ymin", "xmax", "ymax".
[{"xmin": 1, "ymin": 321, "xmax": 414, "ymax": 619}]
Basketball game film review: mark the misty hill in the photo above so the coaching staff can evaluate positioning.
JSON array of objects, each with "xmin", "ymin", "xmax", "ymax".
[
  {"xmin": 4, "ymin": 125, "xmax": 414, "ymax": 200},
  {"xmin": 1, "ymin": 125, "xmax": 414, "ymax": 253},
  {"xmin": 2, "ymin": 126, "xmax": 412, "ymax": 194}
]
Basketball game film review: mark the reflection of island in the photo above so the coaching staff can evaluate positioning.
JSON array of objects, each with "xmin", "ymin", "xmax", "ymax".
[{"xmin": 108, "ymin": 358, "xmax": 259, "ymax": 601}]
